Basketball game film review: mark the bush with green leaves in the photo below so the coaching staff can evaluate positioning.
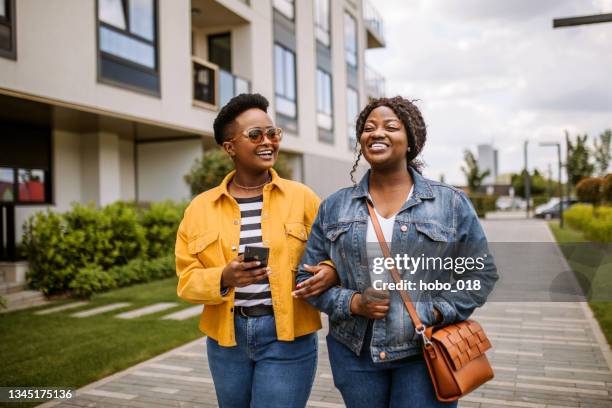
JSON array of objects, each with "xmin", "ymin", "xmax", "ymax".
[
  {"xmin": 23, "ymin": 202, "xmax": 147, "ymax": 295},
  {"xmin": 564, "ymin": 204, "xmax": 594, "ymax": 231},
  {"xmin": 67, "ymin": 256, "xmax": 175, "ymax": 298},
  {"xmin": 140, "ymin": 201, "xmax": 187, "ymax": 258},
  {"xmin": 184, "ymin": 149, "xmax": 293, "ymax": 196},
  {"xmin": 69, "ymin": 265, "xmax": 117, "ymax": 298},
  {"xmin": 468, "ymin": 194, "xmax": 498, "ymax": 218},
  {"xmin": 563, "ymin": 204, "xmax": 612, "ymax": 242},
  {"xmin": 108, "ymin": 255, "xmax": 175, "ymax": 287}
]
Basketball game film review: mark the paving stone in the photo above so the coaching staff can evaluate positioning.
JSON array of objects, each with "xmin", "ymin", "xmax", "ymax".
[
  {"xmin": 71, "ymin": 303, "xmax": 131, "ymax": 318},
  {"xmin": 115, "ymin": 303, "xmax": 178, "ymax": 319}
]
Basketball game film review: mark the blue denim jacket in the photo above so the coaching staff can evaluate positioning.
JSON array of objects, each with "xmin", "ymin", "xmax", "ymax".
[{"xmin": 296, "ymin": 168, "xmax": 498, "ymax": 363}]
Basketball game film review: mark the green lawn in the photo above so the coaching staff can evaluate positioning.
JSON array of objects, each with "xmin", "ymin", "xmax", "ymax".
[
  {"xmin": 549, "ymin": 221, "xmax": 612, "ymax": 346},
  {"xmin": 0, "ymin": 278, "xmax": 203, "ymax": 407}
]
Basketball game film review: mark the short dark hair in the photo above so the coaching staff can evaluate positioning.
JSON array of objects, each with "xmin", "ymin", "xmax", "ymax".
[{"xmin": 213, "ymin": 93, "xmax": 269, "ymax": 145}]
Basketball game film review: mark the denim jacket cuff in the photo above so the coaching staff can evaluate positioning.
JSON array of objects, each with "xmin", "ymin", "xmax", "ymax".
[
  {"xmin": 338, "ymin": 289, "xmax": 358, "ymax": 320},
  {"xmin": 432, "ymin": 296, "xmax": 456, "ymax": 327}
]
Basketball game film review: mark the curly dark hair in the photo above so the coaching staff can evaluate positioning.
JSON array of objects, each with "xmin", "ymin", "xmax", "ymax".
[
  {"xmin": 213, "ymin": 93, "xmax": 269, "ymax": 145},
  {"xmin": 350, "ymin": 96, "xmax": 427, "ymax": 184}
]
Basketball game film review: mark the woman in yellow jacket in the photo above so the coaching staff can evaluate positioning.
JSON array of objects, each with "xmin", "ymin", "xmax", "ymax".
[{"xmin": 175, "ymin": 93, "xmax": 337, "ymax": 408}]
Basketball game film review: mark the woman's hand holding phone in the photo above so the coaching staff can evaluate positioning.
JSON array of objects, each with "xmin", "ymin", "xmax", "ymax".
[{"xmin": 221, "ymin": 255, "xmax": 270, "ymax": 288}]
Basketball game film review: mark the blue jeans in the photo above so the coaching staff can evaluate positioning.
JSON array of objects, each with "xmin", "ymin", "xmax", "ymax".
[
  {"xmin": 327, "ymin": 324, "xmax": 458, "ymax": 408},
  {"xmin": 206, "ymin": 314, "xmax": 318, "ymax": 408}
]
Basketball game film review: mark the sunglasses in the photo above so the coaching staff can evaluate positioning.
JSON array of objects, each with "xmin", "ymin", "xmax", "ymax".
[{"xmin": 228, "ymin": 127, "xmax": 283, "ymax": 144}]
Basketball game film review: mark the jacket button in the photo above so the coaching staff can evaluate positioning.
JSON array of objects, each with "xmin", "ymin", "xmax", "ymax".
[
  {"xmin": 400, "ymin": 225, "xmax": 408, "ymax": 232},
  {"xmin": 379, "ymin": 351, "xmax": 386, "ymax": 360},
  {"xmin": 231, "ymin": 246, "xmax": 237, "ymax": 251},
  {"xmin": 230, "ymin": 307, "xmax": 234, "ymax": 313},
  {"xmin": 233, "ymin": 220, "xmax": 239, "ymax": 225}
]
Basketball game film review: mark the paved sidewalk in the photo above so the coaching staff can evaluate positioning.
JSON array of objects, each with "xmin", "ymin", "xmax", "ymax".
[{"xmin": 39, "ymin": 219, "xmax": 612, "ymax": 408}]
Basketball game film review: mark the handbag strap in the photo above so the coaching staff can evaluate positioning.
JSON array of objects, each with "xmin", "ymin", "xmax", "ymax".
[{"xmin": 366, "ymin": 200, "xmax": 426, "ymax": 333}]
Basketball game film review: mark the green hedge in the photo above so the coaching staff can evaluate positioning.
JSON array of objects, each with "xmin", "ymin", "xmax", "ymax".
[
  {"xmin": 563, "ymin": 204, "xmax": 612, "ymax": 242},
  {"xmin": 23, "ymin": 201, "xmax": 184, "ymax": 295},
  {"xmin": 69, "ymin": 256, "xmax": 175, "ymax": 298},
  {"xmin": 468, "ymin": 194, "xmax": 498, "ymax": 218},
  {"xmin": 533, "ymin": 195, "xmax": 549, "ymax": 208}
]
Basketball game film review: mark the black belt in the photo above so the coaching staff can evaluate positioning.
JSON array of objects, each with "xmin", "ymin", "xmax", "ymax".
[{"xmin": 234, "ymin": 305, "xmax": 274, "ymax": 318}]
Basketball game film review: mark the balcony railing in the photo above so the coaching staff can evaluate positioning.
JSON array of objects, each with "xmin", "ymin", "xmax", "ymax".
[
  {"xmin": 192, "ymin": 56, "xmax": 251, "ymax": 110},
  {"xmin": 363, "ymin": 0, "xmax": 385, "ymax": 48},
  {"xmin": 365, "ymin": 65, "xmax": 385, "ymax": 100}
]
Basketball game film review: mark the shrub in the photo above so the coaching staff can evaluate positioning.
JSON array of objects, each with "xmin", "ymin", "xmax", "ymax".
[
  {"xmin": 602, "ymin": 174, "xmax": 612, "ymax": 203},
  {"xmin": 563, "ymin": 204, "xmax": 594, "ymax": 231},
  {"xmin": 140, "ymin": 201, "xmax": 186, "ymax": 258},
  {"xmin": 533, "ymin": 195, "xmax": 549, "ymax": 208},
  {"xmin": 563, "ymin": 204, "xmax": 612, "ymax": 242},
  {"xmin": 468, "ymin": 194, "xmax": 498, "ymax": 218},
  {"xmin": 23, "ymin": 202, "xmax": 147, "ymax": 295},
  {"xmin": 69, "ymin": 265, "xmax": 117, "ymax": 298},
  {"xmin": 108, "ymin": 255, "xmax": 175, "ymax": 287},
  {"xmin": 575, "ymin": 177, "xmax": 603, "ymax": 205},
  {"xmin": 184, "ymin": 149, "xmax": 293, "ymax": 196}
]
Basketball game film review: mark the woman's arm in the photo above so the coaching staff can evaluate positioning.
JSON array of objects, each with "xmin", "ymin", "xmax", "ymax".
[
  {"xmin": 175, "ymin": 218, "xmax": 229, "ymax": 305},
  {"xmin": 295, "ymin": 199, "xmax": 357, "ymax": 321},
  {"xmin": 431, "ymin": 191, "xmax": 499, "ymax": 326}
]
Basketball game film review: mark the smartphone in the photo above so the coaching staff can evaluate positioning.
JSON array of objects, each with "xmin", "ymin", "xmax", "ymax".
[{"xmin": 243, "ymin": 245, "xmax": 269, "ymax": 268}]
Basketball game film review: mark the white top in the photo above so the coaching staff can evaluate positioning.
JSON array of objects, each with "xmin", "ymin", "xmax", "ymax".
[
  {"xmin": 366, "ymin": 185, "xmax": 414, "ymax": 244},
  {"xmin": 366, "ymin": 185, "xmax": 414, "ymax": 286}
]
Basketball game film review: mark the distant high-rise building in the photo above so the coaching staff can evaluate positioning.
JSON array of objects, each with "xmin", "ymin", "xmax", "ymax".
[{"xmin": 477, "ymin": 144, "xmax": 498, "ymax": 186}]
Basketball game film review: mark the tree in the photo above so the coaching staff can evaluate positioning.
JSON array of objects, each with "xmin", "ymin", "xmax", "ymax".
[
  {"xmin": 184, "ymin": 149, "xmax": 293, "ymax": 196},
  {"xmin": 565, "ymin": 131, "xmax": 594, "ymax": 188},
  {"xmin": 511, "ymin": 169, "xmax": 548, "ymax": 199},
  {"xmin": 461, "ymin": 150, "xmax": 490, "ymax": 193},
  {"xmin": 593, "ymin": 129, "xmax": 611, "ymax": 176}
]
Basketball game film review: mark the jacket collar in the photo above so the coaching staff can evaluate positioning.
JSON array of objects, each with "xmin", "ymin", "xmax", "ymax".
[
  {"xmin": 352, "ymin": 167, "xmax": 435, "ymax": 201},
  {"xmin": 210, "ymin": 168, "xmax": 285, "ymax": 202}
]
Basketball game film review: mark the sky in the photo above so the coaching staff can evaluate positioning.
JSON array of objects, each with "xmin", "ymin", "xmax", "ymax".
[{"xmin": 366, "ymin": 0, "xmax": 612, "ymax": 185}]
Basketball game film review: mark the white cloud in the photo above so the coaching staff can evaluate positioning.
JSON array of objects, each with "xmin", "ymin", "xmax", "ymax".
[{"xmin": 367, "ymin": 0, "xmax": 612, "ymax": 185}]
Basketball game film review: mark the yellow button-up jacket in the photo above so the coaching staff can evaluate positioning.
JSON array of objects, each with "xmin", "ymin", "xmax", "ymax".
[{"xmin": 175, "ymin": 169, "xmax": 322, "ymax": 346}]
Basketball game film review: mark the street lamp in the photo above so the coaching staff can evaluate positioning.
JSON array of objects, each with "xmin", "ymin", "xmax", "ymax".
[{"xmin": 540, "ymin": 142, "xmax": 564, "ymax": 228}]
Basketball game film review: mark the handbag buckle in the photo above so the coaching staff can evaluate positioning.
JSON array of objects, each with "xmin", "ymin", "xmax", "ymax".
[{"xmin": 416, "ymin": 325, "xmax": 433, "ymax": 347}]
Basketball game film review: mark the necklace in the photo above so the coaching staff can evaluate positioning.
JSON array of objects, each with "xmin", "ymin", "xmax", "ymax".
[{"xmin": 232, "ymin": 174, "xmax": 271, "ymax": 191}]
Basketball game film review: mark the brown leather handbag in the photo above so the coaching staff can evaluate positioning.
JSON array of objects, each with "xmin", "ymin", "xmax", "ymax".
[{"xmin": 367, "ymin": 202, "xmax": 494, "ymax": 402}]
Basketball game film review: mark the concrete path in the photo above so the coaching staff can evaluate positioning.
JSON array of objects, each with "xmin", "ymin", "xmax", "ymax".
[{"xmin": 39, "ymin": 219, "xmax": 612, "ymax": 408}]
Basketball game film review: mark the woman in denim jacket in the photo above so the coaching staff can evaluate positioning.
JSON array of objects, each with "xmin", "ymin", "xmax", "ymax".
[{"xmin": 294, "ymin": 96, "xmax": 498, "ymax": 407}]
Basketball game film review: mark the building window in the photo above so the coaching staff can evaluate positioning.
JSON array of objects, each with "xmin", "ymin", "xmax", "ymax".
[
  {"xmin": 314, "ymin": 0, "xmax": 330, "ymax": 47},
  {"xmin": 208, "ymin": 33, "xmax": 231, "ymax": 72},
  {"xmin": 274, "ymin": 44, "xmax": 297, "ymax": 118},
  {"xmin": 344, "ymin": 12, "xmax": 357, "ymax": 68},
  {"xmin": 273, "ymin": 0, "xmax": 294, "ymax": 20},
  {"xmin": 347, "ymin": 86, "xmax": 359, "ymax": 150},
  {"xmin": 97, "ymin": 0, "xmax": 160, "ymax": 95},
  {"xmin": 0, "ymin": 0, "xmax": 16, "ymax": 59},
  {"xmin": 316, "ymin": 69, "xmax": 333, "ymax": 131}
]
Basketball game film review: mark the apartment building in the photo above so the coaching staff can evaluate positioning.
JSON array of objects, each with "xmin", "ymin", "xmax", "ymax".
[{"xmin": 0, "ymin": 0, "xmax": 385, "ymax": 259}]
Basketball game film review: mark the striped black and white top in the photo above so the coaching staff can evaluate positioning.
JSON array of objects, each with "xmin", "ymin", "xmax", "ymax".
[{"xmin": 234, "ymin": 195, "xmax": 271, "ymax": 307}]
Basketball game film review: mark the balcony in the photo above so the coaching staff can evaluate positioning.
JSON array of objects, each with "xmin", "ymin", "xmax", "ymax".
[
  {"xmin": 363, "ymin": 0, "xmax": 385, "ymax": 48},
  {"xmin": 192, "ymin": 57, "xmax": 251, "ymax": 110},
  {"xmin": 365, "ymin": 65, "xmax": 385, "ymax": 100}
]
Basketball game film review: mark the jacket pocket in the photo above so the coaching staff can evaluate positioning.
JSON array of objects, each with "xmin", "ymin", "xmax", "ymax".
[
  {"xmin": 325, "ymin": 223, "xmax": 351, "ymax": 242},
  {"xmin": 285, "ymin": 222, "xmax": 308, "ymax": 269},
  {"xmin": 188, "ymin": 232, "xmax": 223, "ymax": 266},
  {"xmin": 414, "ymin": 222, "xmax": 451, "ymax": 242}
]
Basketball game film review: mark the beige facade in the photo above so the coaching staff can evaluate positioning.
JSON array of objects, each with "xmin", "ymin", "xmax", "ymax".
[{"xmin": 0, "ymin": 0, "xmax": 385, "ymax": 247}]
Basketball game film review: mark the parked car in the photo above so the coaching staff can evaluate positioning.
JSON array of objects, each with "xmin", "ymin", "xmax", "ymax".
[{"xmin": 534, "ymin": 198, "xmax": 578, "ymax": 219}]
